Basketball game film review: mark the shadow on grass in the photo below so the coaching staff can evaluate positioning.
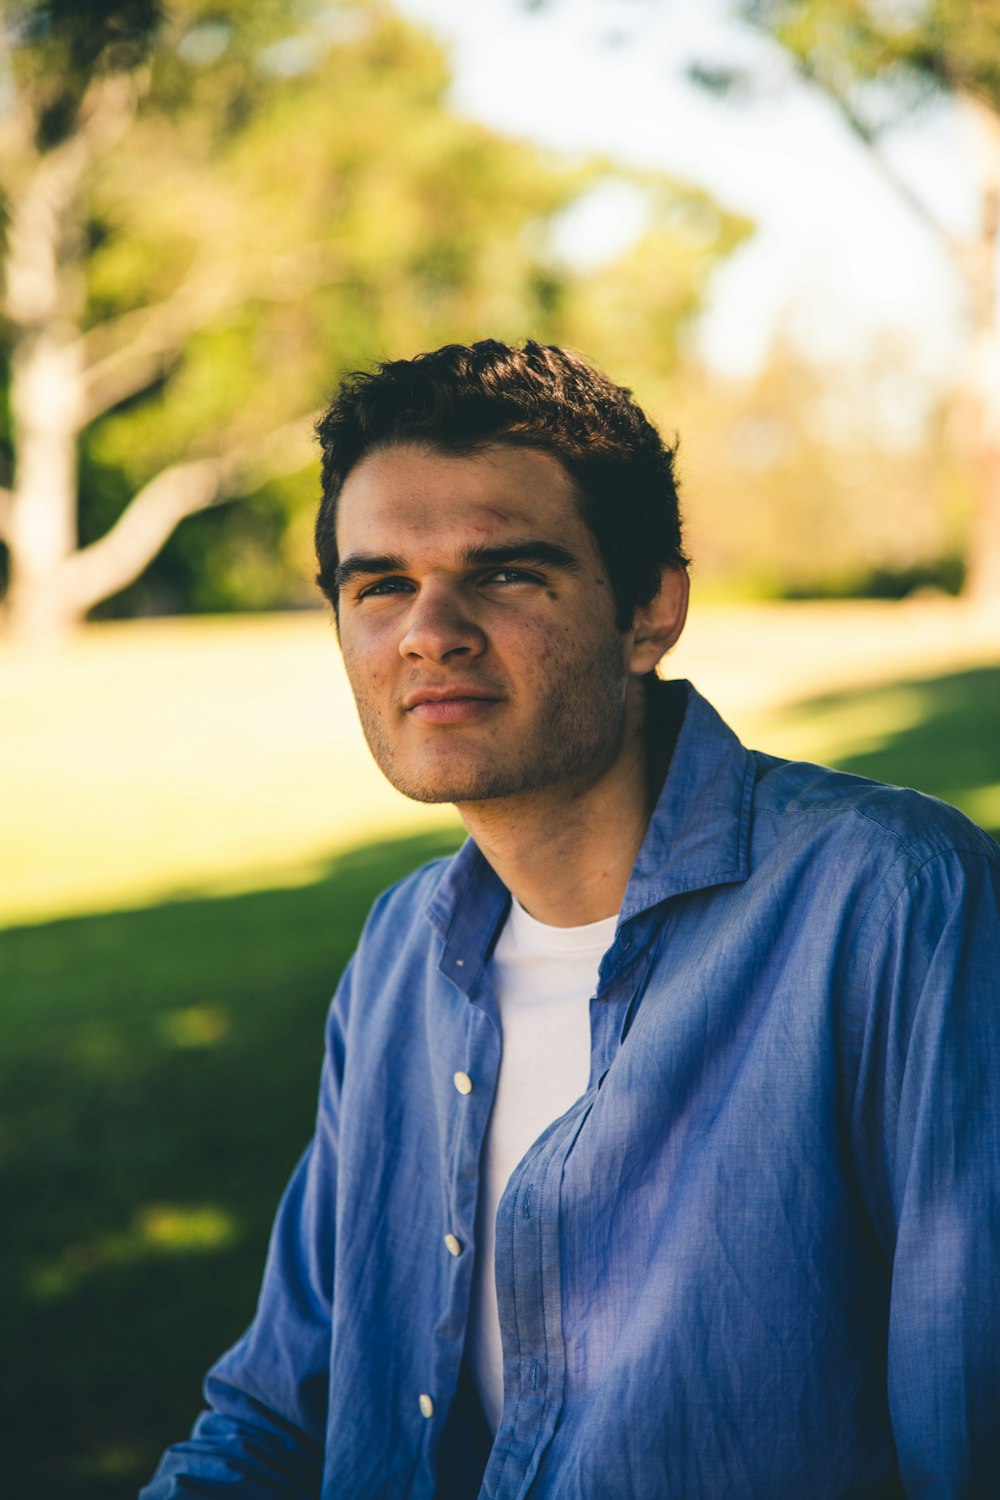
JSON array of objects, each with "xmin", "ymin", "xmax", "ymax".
[
  {"xmin": 776, "ymin": 664, "xmax": 1000, "ymax": 841},
  {"xmin": 0, "ymin": 825, "xmax": 463, "ymax": 1500},
  {"xmin": 3, "ymin": 667, "xmax": 997, "ymax": 1498}
]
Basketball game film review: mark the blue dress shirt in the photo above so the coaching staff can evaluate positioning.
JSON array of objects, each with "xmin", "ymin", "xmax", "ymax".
[{"xmin": 142, "ymin": 680, "xmax": 1000, "ymax": 1499}]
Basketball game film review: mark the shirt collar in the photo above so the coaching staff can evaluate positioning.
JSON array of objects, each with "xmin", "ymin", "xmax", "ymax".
[
  {"xmin": 620, "ymin": 679, "xmax": 754, "ymax": 920},
  {"xmin": 426, "ymin": 680, "xmax": 755, "ymax": 968}
]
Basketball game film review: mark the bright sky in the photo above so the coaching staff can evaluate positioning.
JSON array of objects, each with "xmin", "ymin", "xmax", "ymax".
[{"xmin": 391, "ymin": 0, "xmax": 974, "ymax": 383}]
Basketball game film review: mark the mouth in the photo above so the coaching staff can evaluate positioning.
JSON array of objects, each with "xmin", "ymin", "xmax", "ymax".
[{"xmin": 404, "ymin": 686, "xmax": 502, "ymax": 725}]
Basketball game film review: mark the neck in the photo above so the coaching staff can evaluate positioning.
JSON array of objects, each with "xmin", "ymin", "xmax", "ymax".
[{"xmin": 456, "ymin": 678, "xmax": 657, "ymax": 927}]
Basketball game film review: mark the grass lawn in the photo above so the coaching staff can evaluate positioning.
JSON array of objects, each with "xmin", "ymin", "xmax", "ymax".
[
  {"xmin": 2, "ymin": 603, "xmax": 998, "ymax": 1497},
  {"xmin": 0, "ymin": 828, "xmax": 462, "ymax": 1498}
]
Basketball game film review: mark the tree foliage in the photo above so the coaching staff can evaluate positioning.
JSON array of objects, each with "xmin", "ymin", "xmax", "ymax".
[
  {"xmin": 672, "ymin": 339, "xmax": 969, "ymax": 600},
  {"xmin": 742, "ymin": 0, "xmax": 1000, "ymax": 112},
  {"xmin": 0, "ymin": 0, "xmax": 747, "ymax": 632},
  {"xmin": 727, "ymin": 0, "xmax": 1000, "ymax": 604},
  {"xmin": 522, "ymin": 0, "xmax": 1000, "ymax": 602}
]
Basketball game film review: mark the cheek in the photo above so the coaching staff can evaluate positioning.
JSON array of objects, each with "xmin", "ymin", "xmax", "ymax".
[
  {"xmin": 343, "ymin": 653, "xmax": 388, "ymax": 715},
  {"xmin": 342, "ymin": 626, "xmax": 396, "ymax": 687},
  {"xmin": 545, "ymin": 618, "xmax": 582, "ymax": 660},
  {"xmin": 499, "ymin": 617, "xmax": 557, "ymax": 669},
  {"xmin": 505, "ymin": 617, "xmax": 581, "ymax": 682}
]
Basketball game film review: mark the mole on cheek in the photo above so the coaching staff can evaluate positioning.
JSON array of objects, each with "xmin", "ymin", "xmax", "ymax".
[{"xmin": 546, "ymin": 589, "xmax": 558, "ymax": 601}]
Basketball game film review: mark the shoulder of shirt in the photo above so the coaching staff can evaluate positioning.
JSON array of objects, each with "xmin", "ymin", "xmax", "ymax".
[
  {"xmin": 748, "ymin": 749, "xmax": 1000, "ymax": 872},
  {"xmin": 358, "ymin": 850, "xmax": 462, "ymax": 935}
]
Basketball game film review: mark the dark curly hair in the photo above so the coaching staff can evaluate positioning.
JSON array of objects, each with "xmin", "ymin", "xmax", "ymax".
[{"xmin": 314, "ymin": 339, "xmax": 687, "ymax": 630}]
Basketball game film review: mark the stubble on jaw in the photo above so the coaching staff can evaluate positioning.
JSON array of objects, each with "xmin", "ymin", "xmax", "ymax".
[{"xmin": 350, "ymin": 630, "xmax": 634, "ymax": 808}]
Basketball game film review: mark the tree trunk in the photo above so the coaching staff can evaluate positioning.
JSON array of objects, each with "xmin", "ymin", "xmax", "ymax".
[
  {"xmin": 5, "ymin": 324, "xmax": 85, "ymax": 640},
  {"xmin": 1, "ymin": 72, "xmax": 140, "ymax": 642},
  {"xmin": 2, "ymin": 123, "xmax": 91, "ymax": 641},
  {"xmin": 960, "ymin": 97, "xmax": 1000, "ymax": 608}
]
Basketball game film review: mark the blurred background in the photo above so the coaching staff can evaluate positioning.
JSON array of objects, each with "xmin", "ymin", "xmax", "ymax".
[{"xmin": 1, "ymin": 1, "xmax": 998, "ymax": 1494}]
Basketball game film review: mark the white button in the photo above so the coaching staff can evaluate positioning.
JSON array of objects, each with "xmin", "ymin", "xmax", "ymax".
[
  {"xmin": 444, "ymin": 1233, "xmax": 462, "ymax": 1257},
  {"xmin": 418, "ymin": 1393, "xmax": 434, "ymax": 1419},
  {"xmin": 453, "ymin": 1071, "xmax": 472, "ymax": 1095}
]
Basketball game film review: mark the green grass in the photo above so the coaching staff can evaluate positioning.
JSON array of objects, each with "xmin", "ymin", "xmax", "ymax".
[
  {"xmin": 2, "ymin": 614, "xmax": 998, "ymax": 1498},
  {"xmin": 1, "ymin": 829, "xmax": 462, "ymax": 1500},
  {"xmin": 756, "ymin": 665, "xmax": 1000, "ymax": 840}
]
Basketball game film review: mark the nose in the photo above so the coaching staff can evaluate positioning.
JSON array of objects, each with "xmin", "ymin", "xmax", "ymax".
[{"xmin": 398, "ymin": 580, "xmax": 487, "ymax": 664}]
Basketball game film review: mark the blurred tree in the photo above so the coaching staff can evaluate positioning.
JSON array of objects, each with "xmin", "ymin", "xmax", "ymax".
[
  {"xmin": 523, "ymin": 0, "xmax": 999, "ymax": 602},
  {"xmin": 0, "ymin": 0, "xmax": 747, "ymax": 638},
  {"xmin": 668, "ymin": 338, "xmax": 966, "ymax": 600},
  {"xmin": 696, "ymin": 0, "xmax": 1000, "ymax": 604},
  {"xmin": 552, "ymin": 174, "xmax": 752, "ymax": 419}
]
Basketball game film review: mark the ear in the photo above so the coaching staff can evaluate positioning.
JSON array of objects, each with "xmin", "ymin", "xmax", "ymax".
[{"xmin": 627, "ymin": 566, "xmax": 689, "ymax": 676}]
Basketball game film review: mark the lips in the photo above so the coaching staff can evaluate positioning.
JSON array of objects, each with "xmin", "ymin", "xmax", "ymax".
[{"xmin": 404, "ymin": 685, "xmax": 502, "ymax": 724}]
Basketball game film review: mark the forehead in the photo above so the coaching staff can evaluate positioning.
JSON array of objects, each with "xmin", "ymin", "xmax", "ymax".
[{"xmin": 334, "ymin": 442, "xmax": 589, "ymax": 556}]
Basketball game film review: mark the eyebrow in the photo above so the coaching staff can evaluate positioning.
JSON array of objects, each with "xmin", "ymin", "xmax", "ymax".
[
  {"xmin": 333, "ymin": 553, "xmax": 407, "ymax": 590},
  {"xmin": 333, "ymin": 539, "xmax": 583, "ymax": 591}
]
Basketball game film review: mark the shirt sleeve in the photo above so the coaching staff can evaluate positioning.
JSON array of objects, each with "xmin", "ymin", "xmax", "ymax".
[
  {"xmin": 139, "ymin": 957, "xmax": 353, "ymax": 1498},
  {"xmin": 855, "ymin": 845, "xmax": 1000, "ymax": 1500}
]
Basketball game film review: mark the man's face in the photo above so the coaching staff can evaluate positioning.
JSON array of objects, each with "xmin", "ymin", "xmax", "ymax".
[{"xmin": 333, "ymin": 441, "xmax": 643, "ymax": 810}]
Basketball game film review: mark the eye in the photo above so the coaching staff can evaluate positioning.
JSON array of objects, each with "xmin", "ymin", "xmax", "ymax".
[
  {"xmin": 482, "ymin": 568, "xmax": 543, "ymax": 587},
  {"xmin": 357, "ymin": 577, "xmax": 414, "ymax": 600}
]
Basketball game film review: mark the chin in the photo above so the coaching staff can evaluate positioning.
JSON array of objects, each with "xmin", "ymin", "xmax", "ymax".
[
  {"xmin": 389, "ymin": 777, "xmax": 512, "ymax": 805},
  {"xmin": 392, "ymin": 782, "xmax": 467, "ymax": 805},
  {"xmin": 381, "ymin": 758, "xmax": 533, "ymax": 806}
]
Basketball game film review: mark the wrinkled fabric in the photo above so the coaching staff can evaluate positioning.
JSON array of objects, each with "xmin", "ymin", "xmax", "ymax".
[{"xmin": 142, "ymin": 680, "xmax": 1000, "ymax": 1500}]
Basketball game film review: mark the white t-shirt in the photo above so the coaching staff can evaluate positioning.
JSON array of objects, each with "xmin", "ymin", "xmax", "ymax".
[{"xmin": 467, "ymin": 898, "xmax": 619, "ymax": 1432}]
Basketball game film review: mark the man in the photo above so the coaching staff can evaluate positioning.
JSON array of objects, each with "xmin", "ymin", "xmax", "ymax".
[{"xmin": 143, "ymin": 340, "xmax": 1000, "ymax": 1499}]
